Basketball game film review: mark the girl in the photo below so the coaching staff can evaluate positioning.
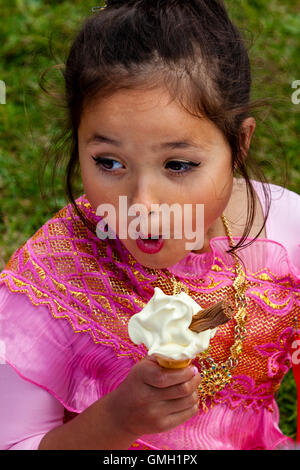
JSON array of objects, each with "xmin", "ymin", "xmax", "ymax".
[{"xmin": 0, "ymin": 0, "xmax": 299, "ymax": 450}]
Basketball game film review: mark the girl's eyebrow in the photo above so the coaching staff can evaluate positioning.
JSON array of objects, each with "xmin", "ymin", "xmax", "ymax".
[
  {"xmin": 155, "ymin": 140, "xmax": 205, "ymax": 151},
  {"xmin": 87, "ymin": 133, "xmax": 206, "ymax": 151},
  {"xmin": 87, "ymin": 134, "xmax": 121, "ymax": 146}
]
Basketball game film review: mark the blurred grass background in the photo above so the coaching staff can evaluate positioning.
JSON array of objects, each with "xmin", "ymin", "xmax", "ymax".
[{"xmin": 0, "ymin": 0, "xmax": 299, "ymax": 442}]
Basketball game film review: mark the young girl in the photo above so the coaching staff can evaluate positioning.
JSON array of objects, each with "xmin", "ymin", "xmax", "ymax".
[{"xmin": 0, "ymin": 0, "xmax": 299, "ymax": 450}]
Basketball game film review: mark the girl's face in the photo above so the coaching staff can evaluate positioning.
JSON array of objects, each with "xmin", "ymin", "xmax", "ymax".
[{"xmin": 78, "ymin": 87, "xmax": 234, "ymax": 269}]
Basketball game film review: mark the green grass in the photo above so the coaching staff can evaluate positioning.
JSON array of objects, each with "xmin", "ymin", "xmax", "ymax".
[{"xmin": 0, "ymin": 0, "xmax": 299, "ymax": 443}]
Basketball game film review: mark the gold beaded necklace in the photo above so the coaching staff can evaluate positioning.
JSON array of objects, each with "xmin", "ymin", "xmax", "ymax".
[{"xmin": 164, "ymin": 214, "xmax": 249, "ymax": 412}]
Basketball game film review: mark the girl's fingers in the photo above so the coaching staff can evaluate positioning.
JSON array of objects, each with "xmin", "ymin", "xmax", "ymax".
[
  {"xmin": 162, "ymin": 374, "xmax": 201, "ymax": 400},
  {"xmin": 161, "ymin": 403, "xmax": 200, "ymax": 432},
  {"xmin": 141, "ymin": 358, "xmax": 198, "ymax": 389},
  {"xmin": 162, "ymin": 391, "xmax": 199, "ymax": 415},
  {"xmin": 144, "ymin": 394, "xmax": 199, "ymax": 434},
  {"xmin": 147, "ymin": 372, "xmax": 202, "ymax": 401}
]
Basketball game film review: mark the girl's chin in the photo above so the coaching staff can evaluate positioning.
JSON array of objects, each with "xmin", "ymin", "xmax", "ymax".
[{"xmin": 132, "ymin": 256, "xmax": 176, "ymax": 270}]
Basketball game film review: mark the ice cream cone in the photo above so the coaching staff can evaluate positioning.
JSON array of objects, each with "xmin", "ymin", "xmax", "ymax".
[
  {"xmin": 128, "ymin": 287, "xmax": 219, "ymax": 369},
  {"xmin": 155, "ymin": 355, "xmax": 192, "ymax": 369}
]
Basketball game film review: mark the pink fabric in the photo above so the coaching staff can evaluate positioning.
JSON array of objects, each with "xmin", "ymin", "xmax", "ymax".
[
  {"xmin": 252, "ymin": 180, "xmax": 300, "ymax": 265},
  {"xmin": 0, "ymin": 362, "xmax": 64, "ymax": 450},
  {"xmin": 0, "ymin": 180, "xmax": 299, "ymax": 450}
]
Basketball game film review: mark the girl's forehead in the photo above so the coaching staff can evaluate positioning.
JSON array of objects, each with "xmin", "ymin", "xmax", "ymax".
[
  {"xmin": 79, "ymin": 87, "xmax": 210, "ymax": 135},
  {"xmin": 83, "ymin": 86, "xmax": 178, "ymax": 114}
]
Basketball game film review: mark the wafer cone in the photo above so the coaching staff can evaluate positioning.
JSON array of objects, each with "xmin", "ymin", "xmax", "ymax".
[{"xmin": 155, "ymin": 356, "xmax": 191, "ymax": 369}]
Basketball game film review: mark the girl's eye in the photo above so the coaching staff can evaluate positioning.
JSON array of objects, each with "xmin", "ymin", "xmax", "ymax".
[
  {"xmin": 91, "ymin": 156, "xmax": 200, "ymax": 176},
  {"xmin": 165, "ymin": 160, "xmax": 200, "ymax": 176},
  {"xmin": 92, "ymin": 156, "xmax": 124, "ymax": 171}
]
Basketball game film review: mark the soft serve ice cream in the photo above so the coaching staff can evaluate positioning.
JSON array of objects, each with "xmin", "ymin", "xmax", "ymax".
[{"xmin": 128, "ymin": 287, "xmax": 217, "ymax": 368}]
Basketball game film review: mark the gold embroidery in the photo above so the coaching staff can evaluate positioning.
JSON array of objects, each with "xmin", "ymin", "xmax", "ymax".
[
  {"xmin": 31, "ymin": 260, "xmax": 46, "ymax": 281},
  {"xmin": 75, "ymin": 315, "xmax": 88, "ymax": 324},
  {"xmin": 1, "ymin": 275, "xmax": 144, "ymax": 360},
  {"xmin": 211, "ymin": 264, "xmax": 222, "ymax": 272},
  {"xmin": 11, "ymin": 276, "xmax": 27, "ymax": 287},
  {"xmin": 111, "ymin": 295, "xmax": 136, "ymax": 313},
  {"xmin": 133, "ymin": 298, "xmax": 146, "ymax": 308},
  {"xmin": 214, "ymin": 257, "xmax": 235, "ymax": 273},
  {"xmin": 252, "ymin": 268, "xmax": 297, "ymax": 286},
  {"xmin": 250, "ymin": 290, "xmax": 291, "ymax": 309},
  {"xmin": 70, "ymin": 291, "xmax": 90, "ymax": 306},
  {"xmin": 22, "ymin": 245, "xmax": 30, "ymax": 266},
  {"xmin": 90, "ymin": 294, "xmax": 113, "ymax": 313},
  {"xmin": 206, "ymin": 276, "xmax": 223, "ymax": 289},
  {"xmin": 49, "ymin": 238, "xmax": 73, "ymax": 253},
  {"xmin": 52, "ymin": 278, "xmax": 68, "ymax": 296},
  {"xmin": 257, "ymin": 273, "xmax": 273, "ymax": 281}
]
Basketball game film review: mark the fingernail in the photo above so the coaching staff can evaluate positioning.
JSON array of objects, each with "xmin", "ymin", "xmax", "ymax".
[{"xmin": 192, "ymin": 366, "xmax": 199, "ymax": 376}]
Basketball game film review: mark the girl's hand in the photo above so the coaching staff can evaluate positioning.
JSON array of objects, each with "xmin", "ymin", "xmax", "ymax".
[{"xmin": 104, "ymin": 356, "xmax": 201, "ymax": 440}]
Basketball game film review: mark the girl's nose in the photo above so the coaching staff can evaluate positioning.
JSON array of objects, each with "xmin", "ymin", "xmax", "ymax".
[
  {"xmin": 129, "ymin": 180, "xmax": 160, "ymax": 214},
  {"xmin": 128, "ymin": 182, "xmax": 161, "ymax": 233}
]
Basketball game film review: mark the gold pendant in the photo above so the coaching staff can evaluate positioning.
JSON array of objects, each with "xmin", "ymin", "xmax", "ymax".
[
  {"xmin": 197, "ymin": 363, "xmax": 232, "ymax": 411},
  {"xmin": 233, "ymin": 269, "xmax": 248, "ymax": 295}
]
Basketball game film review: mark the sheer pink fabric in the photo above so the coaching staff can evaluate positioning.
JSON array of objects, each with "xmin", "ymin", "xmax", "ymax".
[
  {"xmin": 0, "ymin": 181, "xmax": 299, "ymax": 450},
  {"xmin": 0, "ymin": 361, "xmax": 64, "ymax": 450}
]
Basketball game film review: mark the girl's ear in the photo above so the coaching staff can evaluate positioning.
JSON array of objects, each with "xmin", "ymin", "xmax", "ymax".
[{"xmin": 239, "ymin": 117, "xmax": 256, "ymax": 160}]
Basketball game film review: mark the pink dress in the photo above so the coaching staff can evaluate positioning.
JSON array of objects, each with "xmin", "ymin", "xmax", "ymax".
[{"xmin": 0, "ymin": 180, "xmax": 299, "ymax": 450}]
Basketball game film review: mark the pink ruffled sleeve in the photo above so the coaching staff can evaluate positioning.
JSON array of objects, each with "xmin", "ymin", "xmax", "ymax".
[
  {"xmin": 0, "ymin": 364, "xmax": 64, "ymax": 450},
  {"xmin": 0, "ymin": 288, "xmax": 64, "ymax": 450},
  {"xmin": 252, "ymin": 180, "xmax": 300, "ymax": 269}
]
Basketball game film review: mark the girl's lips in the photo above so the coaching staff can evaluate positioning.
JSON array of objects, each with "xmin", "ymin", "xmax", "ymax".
[{"xmin": 136, "ymin": 236, "xmax": 164, "ymax": 254}]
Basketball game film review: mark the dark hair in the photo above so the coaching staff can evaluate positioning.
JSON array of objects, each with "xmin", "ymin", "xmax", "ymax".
[{"xmin": 40, "ymin": 0, "xmax": 273, "ymax": 259}]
